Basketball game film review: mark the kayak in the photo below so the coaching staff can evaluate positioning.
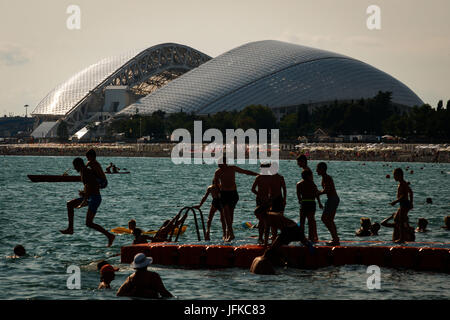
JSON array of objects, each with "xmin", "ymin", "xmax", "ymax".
[
  {"xmin": 105, "ymin": 172, "xmax": 130, "ymax": 174},
  {"xmin": 27, "ymin": 175, "xmax": 81, "ymax": 182},
  {"xmin": 111, "ymin": 225, "xmax": 187, "ymax": 235}
]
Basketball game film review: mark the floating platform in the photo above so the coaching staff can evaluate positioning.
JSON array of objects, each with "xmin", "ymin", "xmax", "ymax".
[{"xmin": 121, "ymin": 243, "xmax": 450, "ymax": 273}]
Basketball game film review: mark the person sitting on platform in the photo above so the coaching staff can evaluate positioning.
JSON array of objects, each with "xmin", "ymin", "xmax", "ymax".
[
  {"xmin": 116, "ymin": 253, "xmax": 173, "ymax": 299},
  {"xmin": 128, "ymin": 219, "xmax": 153, "ymax": 244}
]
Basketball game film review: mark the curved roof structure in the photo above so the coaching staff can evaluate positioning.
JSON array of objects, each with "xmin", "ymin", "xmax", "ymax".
[
  {"xmin": 118, "ymin": 40, "xmax": 423, "ymax": 116},
  {"xmin": 31, "ymin": 43, "xmax": 212, "ymax": 117}
]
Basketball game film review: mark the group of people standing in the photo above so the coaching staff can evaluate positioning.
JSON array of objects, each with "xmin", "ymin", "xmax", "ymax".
[{"xmin": 195, "ymin": 154, "xmax": 342, "ymax": 247}]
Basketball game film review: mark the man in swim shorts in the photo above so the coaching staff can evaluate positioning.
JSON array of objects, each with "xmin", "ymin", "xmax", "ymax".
[
  {"xmin": 297, "ymin": 169, "xmax": 322, "ymax": 242},
  {"xmin": 252, "ymin": 163, "xmax": 273, "ymax": 244},
  {"xmin": 60, "ymin": 157, "xmax": 115, "ymax": 247},
  {"xmin": 214, "ymin": 156, "xmax": 258, "ymax": 242},
  {"xmin": 317, "ymin": 162, "xmax": 340, "ymax": 246},
  {"xmin": 390, "ymin": 168, "xmax": 414, "ymax": 243}
]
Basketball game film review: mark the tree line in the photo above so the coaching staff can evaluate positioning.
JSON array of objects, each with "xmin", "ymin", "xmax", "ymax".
[{"xmin": 104, "ymin": 92, "xmax": 450, "ymax": 142}]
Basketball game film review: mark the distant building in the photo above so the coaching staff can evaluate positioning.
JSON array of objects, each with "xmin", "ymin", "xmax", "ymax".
[{"xmin": 31, "ymin": 41, "xmax": 423, "ymax": 139}]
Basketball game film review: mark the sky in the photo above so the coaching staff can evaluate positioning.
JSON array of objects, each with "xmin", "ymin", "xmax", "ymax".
[{"xmin": 0, "ymin": 0, "xmax": 449, "ymax": 116}]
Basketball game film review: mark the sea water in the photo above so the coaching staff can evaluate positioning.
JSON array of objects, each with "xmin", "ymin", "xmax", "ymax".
[{"xmin": 0, "ymin": 156, "xmax": 449, "ymax": 300}]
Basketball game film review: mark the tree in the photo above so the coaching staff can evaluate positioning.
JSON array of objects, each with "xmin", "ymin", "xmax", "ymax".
[{"xmin": 437, "ymin": 100, "xmax": 443, "ymax": 111}]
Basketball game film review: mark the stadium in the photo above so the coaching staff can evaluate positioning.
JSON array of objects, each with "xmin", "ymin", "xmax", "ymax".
[{"xmin": 31, "ymin": 40, "xmax": 424, "ymax": 139}]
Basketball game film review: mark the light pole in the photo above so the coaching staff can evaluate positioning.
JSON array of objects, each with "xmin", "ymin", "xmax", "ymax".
[{"xmin": 24, "ymin": 104, "xmax": 29, "ymax": 118}]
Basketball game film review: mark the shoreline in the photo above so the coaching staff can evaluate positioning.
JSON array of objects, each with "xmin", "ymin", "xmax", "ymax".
[{"xmin": 1, "ymin": 142, "xmax": 449, "ymax": 163}]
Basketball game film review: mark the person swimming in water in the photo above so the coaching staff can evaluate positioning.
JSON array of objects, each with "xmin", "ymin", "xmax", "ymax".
[
  {"xmin": 214, "ymin": 155, "xmax": 258, "ymax": 242},
  {"xmin": 355, "ymin": 217, "xmax": 372, "ymax": 237}
]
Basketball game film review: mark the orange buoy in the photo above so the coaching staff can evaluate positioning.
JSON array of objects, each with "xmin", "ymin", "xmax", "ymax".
[
  {"xmin": 416, "ymin": 248, "xmax": 450, "ymax": 272},
  {"xmin": 389, "ymin": 246, "xmax": 418, "ymax": 269},
  {"xmin": 178, "ymin": 245, "xmax": 207, "ymax": 266},
  {"xmin": 331, "ymin": 246, "xmax": 361, "ymax": 266},
  {"xmin": 233, "ymin": 245, "xmax": 265, "ymax": 268},
  {"xmin": 206, "ymin": 245, "xmax": 235, "ymax": 267},
  {"xmin": 360, "ymin": 246, "xmax": 390, "ymax": 266}
]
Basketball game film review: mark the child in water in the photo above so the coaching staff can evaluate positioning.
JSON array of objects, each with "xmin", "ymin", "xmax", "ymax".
[
  {"xmin": 390, "ymin": 168, "xmax": 414, "ymax": 243},
  {"xmin": 355, "ymin": 217, "xmax": 372, "ymax": 237}
]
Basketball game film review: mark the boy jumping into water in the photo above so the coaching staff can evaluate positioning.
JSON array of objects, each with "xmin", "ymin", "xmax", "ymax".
[
  {"xmin": 317, "ymin": 162, "xmax": 340, "ymax": 246},
  {"xmin": 60, "ymin": 157, "xmax": 115, "ymax": 247},
  {"xmin": 194, "ymin": 179, "xmax": 225, "ymax": 241},
  {"xmin": 214, "ymin": 156, "xmax": 258, "ymax": 242},
  {"xmin": 297, "ymin": 169, "xmax": 322, "ymax": 242},
  {"xmin": 390, "ymin": 168, "xmax": 414, "ymax": 243}
]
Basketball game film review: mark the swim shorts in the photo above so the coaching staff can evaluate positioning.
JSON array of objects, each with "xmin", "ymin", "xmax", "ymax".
[
  {"xmin": 79, "ymin": 195, "xmax": 101, "ymax": 214},
  {"xmin": 301, "ymin": 200, "xmax": 316, "ymax": 213},
  {"xmin": 211, "ymin": 197, "xmax": 223, "ymax": 211},
  {"xmin": 278, "ymin": 225, "xmax": 307, "ymax": 245},
  {"xmin": 220, "ymin": 190, "xmax": 239, "ymax": 209},
  {"xmin": 399, "ymin": 199, "xmax": 411, "ymax": 209},
  {"xmin": 323, "ymin": 196, "xmax": 340, "ymax": 215},
  {"xmin": 271, "ymin": 195, "xmax": 285, "ymax": 213}
]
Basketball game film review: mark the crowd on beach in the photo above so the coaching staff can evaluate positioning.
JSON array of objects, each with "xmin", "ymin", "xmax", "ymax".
[
  {"xmin": 1, "ymin": 142, "xmax": 449, "ymax": 162},
  {"xmin": 9, "ymin": 148, "xmax": 450, "ymax": 298}
]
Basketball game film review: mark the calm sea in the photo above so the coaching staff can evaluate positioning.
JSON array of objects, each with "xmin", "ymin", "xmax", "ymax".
[{"xmin": 0, "ymin": 156, "xmax": 449, "ymax": 300}]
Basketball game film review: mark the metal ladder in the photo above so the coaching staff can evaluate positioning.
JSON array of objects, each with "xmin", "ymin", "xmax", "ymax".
[{"xmin": 168, "ymin": 206, "xmax": 207, "ymax": 242}]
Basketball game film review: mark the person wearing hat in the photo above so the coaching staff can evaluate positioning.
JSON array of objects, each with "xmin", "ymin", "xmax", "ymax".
[
  {"xmin": 116, "ymin": 253, "xmax": 173, "ymax": 299},
  {"xmin": 98, "ymin": 264, "xmax": 119, "ymax": 289}
]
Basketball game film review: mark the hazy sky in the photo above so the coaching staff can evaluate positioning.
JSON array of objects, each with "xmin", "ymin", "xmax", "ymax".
[{"xmin": 0, "ymin": 0, "xmax": 449, "ymax": 116}]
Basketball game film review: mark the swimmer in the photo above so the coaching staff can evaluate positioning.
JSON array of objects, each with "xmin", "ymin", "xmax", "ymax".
[
  {"xmin": 317, "ymin": 162, "xmax": 340, "ymax": 246},
  {"xmin": 250, "ymin": 249, "xmax": 277, "ymax": 275},
  {"xmin": 416, "ymin": 218, "xmax": 429, "ymax": 233},
  {"xmin": 60, "ymin": 157, "xmax": 115, "ymax": 247},
  {"xmin": 370, "ymin": 222, "xmax": 380, "ymax": 236},
  {"xmin": 390, "ymin": 168, "xmax": 414, "ymax": 243},
  {"xmin": 116, "ymin": 253, "xmax": 173, "ymax": 298},
  {"xmin": 441, "ymin": 216, "xmax": 450, "ymax": 230},
  {"xmin": 98, "ymin": 264, "xmax": 119, "ymax": 289},
  {"xmin": 194, "ymin": 179, "xmax": 225, "ymax": 241},
  {"xmin": 214, "ymin": 155, "xmax": 258, "ymax": 242},
  {"xmin": 297, "ymin": 169, "xmax": 321, "ymax": 242},
  {"xmin": 355, "ymin": 217, "xmax": 372, "ymax": 237},
  {"xmin": 8, "ymin": 245, "xmax": 26, "ymax": 258}
]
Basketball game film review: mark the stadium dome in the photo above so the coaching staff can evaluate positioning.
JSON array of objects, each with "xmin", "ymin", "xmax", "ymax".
[
  {"xmin": 31, "ymin": 43, "xmax": 212, "ymax": 135},
  {"xmin": 31, "ymin": 40, "xmax": 423, "ymax": 137},
  {"xmin": 117, "ymin": 40, "xmax": 423, "ymax": 117}
]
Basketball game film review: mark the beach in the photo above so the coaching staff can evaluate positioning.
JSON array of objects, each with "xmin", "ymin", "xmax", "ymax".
[{"xmin": 1, "ymin": 142, "xmax": 449, "ymax": 163}]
